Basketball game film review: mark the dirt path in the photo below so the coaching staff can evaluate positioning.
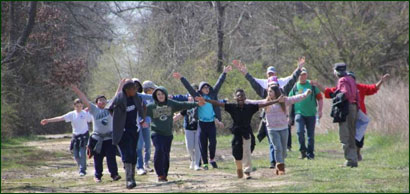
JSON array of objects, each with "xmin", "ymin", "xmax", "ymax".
[{"xmin": 1, "ymin": 134, "xmax": 292, "ymax": 193}]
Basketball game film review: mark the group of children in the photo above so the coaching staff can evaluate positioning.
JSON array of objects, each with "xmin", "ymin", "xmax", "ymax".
[{"xmin": 41, "ymin": 57, "xmax": 389, "ymax": 188}]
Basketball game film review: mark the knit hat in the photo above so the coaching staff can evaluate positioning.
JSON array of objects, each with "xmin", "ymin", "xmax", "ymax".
[
  {"xmin": 142, "ymin": 80, "xmax": 158, "ymax": 90},
  {"xmin": 334, "ymin": 62, "xmax": 347, "ymax": 72}
]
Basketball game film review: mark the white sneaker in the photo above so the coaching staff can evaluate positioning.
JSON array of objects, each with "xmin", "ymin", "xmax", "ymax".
[
  {"xmin": 137, "ymin": 168, "xmax": 147, "ymax": 175},
  {"xmin": 189, "ymin": 161, "xmax": 195, "ymax": 169},
  {"xmin": 79, "ymin": 172, "xmax": 86, "ymax": 177},
  {"xmin": 194, "ymin": 165, "xmax": 201, "ymax": 171},
  {"xmin": 144, "ymin": 164, "xmax": 154, "ymax": 172}
]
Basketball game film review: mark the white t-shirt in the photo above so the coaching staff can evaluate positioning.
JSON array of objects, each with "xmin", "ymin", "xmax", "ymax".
[{"xmin": 63, "ymin": 110, "xmax": 92, "ymax": 135}]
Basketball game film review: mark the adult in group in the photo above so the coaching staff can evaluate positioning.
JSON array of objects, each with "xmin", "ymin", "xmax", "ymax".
[
  {"xmin": 172, "ymin": 66, "xmax": 231, "ymax": 170},
  {"xmin": 313, "ymin": 72, "xmax": 390, "ymax": 161},
  {"xmin": 314, "ymin": 63, "xmax": 360, "ymax": 167},
  {"xmin": 40, "ymin": 99, "xmax": 92, "ymax": 177},
  {"xmin": 288, "ymin": 68, "xmax": 323, "ymax": 160}
]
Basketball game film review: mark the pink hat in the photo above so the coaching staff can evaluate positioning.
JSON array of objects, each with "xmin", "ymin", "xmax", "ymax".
[{"xmin": 268, "ymin": 76, "xmax": 279, "ymax": 85}]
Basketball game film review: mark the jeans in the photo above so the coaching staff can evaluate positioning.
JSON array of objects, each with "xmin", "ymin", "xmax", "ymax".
[
  {"xmin": 267, "ymin": 128, "xmax": 288, "ymax": 163},
  {"xmin": 198, "ymin": 121, "xmax": 217, "ymax": 164},
  {"xmin": 355, "ymin": 110, "xmax": 370, "ymax": 142},
  {"xmin": 136, "ymin": 127, "xmax": 151, "ymax": 169},
  {"xmin": 185, "ymin": 129, "xmax": 201, "ymax": 166},
  {"xmin": 295, "ymin": 114, "xmax": 316, "ymax": 158},
  {"xmin": 73, "ymin": 145, "xmax": 87, "ymax": 173},
  {"xmin": 118, "ymin": 128, "xmax": 139, "ymax": 164},
  {"xmin": 93, "ymin": 139, "xmax": 119, "ymax": 179},
  {"xmin": 151, "ymin": 133, "xmax": 173, "ymax": 177}
]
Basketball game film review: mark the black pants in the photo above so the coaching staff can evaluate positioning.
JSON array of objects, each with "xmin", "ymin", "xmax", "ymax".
[
  {"xmin": 118, "ymin": 128, "xmax": 139, "ymax": 164},
  {"xmin": 355, "ymin": 136, "xmax": 365, "ymax": 149},
  {"xmin": 92, "ymin": 139, "xmax": 119, "ymax": 179},
  {"xmin": 151, "ymin": 133, "xmax": 173, "ymax": 177},
  {"xmin": 287, "ymin": 124, "xmax": 292, "ymax": 149},
  {"xmin": 198, "ymin": 121, "xmax": 217, "ymax": 164}
]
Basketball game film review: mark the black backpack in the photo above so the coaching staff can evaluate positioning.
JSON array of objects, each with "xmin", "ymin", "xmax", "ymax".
[{"xmin": 289, "ymin": 83, "xmax": 317, "ymax": 126}]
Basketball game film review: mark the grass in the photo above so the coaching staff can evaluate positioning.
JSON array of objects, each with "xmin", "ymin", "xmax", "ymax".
[
  {"xmin": 1, "ymin": 131, "xmax": 408, "ymax": 193},
  {"xmin": 214, "ymin": 131, "xmax": 409, "ymax": 193},
  {"xmin": 1, "ymin": 135, "xmax": 66, "ymax": 170}
]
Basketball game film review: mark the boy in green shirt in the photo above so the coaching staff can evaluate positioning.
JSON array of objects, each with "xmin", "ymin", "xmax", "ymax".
[{"xmin": 146, "ymin": 86, "xmax": 205, "ymax": 182}]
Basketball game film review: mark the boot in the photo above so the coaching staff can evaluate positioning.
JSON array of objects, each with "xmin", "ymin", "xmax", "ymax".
[
  {"xmin": 276, "ymin": 163, "xmax": 285, "ymax": 175},
  {"xmin": 357, "ymin": 148, "xmax": 362, "ymax": 161},
  {"xmin": 131, "ymin": 164, "xmax": 137, "ymax": 185},
  {"xmin": 124, "ymin": 163, "xmax": 136, "ymax": 189},
  {"xmin": 298, "ymin": 151, "xmax": 307, "ymax": 159},
  {"xmin": 235, "ymin": 160, "xmax": 243, "ymax": 179}
]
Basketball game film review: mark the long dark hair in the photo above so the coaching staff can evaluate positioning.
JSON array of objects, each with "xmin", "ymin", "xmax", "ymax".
[{"xmin": 269, "ymin": 85, "xmax": 286, "ymax": 113}]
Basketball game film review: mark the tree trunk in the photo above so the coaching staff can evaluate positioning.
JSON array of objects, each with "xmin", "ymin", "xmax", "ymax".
[
  {"xmin": 2, "ymin": 1, "xmax": 38, "ymax": 65},
  {"xmin": 216, "ymin": 1, "xmax": 225, "ymax": 73}
]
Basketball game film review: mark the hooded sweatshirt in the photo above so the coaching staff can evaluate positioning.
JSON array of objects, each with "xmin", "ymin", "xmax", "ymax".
[
  {"xmin": 146, "ymin": 86, "xmax": 199, "ymax": 136},
  {"xmin": 180, "ymin": 72, "xmax": 226, "ymax": 121}
]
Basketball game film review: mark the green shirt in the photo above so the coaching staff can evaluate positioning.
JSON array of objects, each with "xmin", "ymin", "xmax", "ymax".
[
  {"xmin": 147, "ymin": 99, "xmax": 198, "ymax": 136},
  {"xmin": 289, "ymin": 80, "xmax": 320, "ymax": 116}
]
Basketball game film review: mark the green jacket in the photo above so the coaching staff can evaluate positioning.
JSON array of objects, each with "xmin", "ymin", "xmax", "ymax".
[{"xmin": 147, "ymin": 86, "xmax": 198, "ymax": 136}]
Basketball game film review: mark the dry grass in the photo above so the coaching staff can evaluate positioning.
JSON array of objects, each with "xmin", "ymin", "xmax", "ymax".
[{"xmin": 316, "ymin": 79, "xmax": 409, "ymax": 142}]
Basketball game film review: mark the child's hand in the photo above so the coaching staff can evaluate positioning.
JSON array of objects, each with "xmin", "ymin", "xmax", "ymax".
[
  {"xmin": 195, "ymin": 96, "xmax": 206, "ymax": 106},
  {"xmin": 298, "ymin": 56, "xmax": 305, "ymax": 69},
  {"xmin": 173, "ymin": 72, "xmax": 182, "ymax": 80},
  {"xmin": 278, "ymin": 95, "xmax": 286, "ymax": 103},
  {"xmin": 40, "ymin": 119, "xmax": 48, "ymax": 125},
  {"xmin": 306, "ymin": 89, "xmax": 312, "ymax": 95},
  {"xmin": 223, "ymin": 65, "xmax": 233, "ymax": 73}
]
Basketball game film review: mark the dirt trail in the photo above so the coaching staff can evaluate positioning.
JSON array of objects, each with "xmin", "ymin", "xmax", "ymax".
[{"xmin": 2, "ymin": 134, "xmax": 292, "ymax": 193}]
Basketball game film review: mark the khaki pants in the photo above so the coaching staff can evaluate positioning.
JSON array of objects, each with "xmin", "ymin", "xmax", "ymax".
[
  {"xmin": 237, "ymin": 137, "xmax": 252, "ymax": 173},
  {"xmin": 339, "ymin": 104, "xmax": 358, "ymax": 163}
]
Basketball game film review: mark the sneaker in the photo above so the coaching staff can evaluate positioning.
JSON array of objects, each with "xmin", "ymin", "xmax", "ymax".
[
  {"xmin": 112, "ymin": 175, "xmax": 121, "ymax": 181},
  {"xmin": 79, "ymin": 172, "xmax": 86, "ymax": 177},
  {"xmin": 144, "ymin": 163, "xmax": 154, "ymax": 172},
  {"xmin": 287, "ymin": 147, "xmax": 292, "ymax": 152},
  {"xmin": 137, "ymin": 168, "xmax": 147, "ymax": 175},
  {"xmin": 210, "ymin": 161, "xmax": 218, "ymax": 168},
  {"xmin": 269, "ymin": 162, "xmax": 276, "ymax": 169},
  {"xmin": 189, "ymin": 161, "xmax": 195, "ymax": 169},
  {"xmin": 244, "ymin": 172, "xmax": 252, "ymax": 179},
  {"xmin": 194, "ymin": 165, "xmax": 201, "ymax": 171},
  {"xmin": 344, "ymin": 161, "xmax": 358, "ymax": 168},
  {"xmin": 203, "ymin": 164, "xmax": 209, "ymax": 170},
  {"xmin": 94, "ymin": 177, "xmax": 102, "ymax": 183}
]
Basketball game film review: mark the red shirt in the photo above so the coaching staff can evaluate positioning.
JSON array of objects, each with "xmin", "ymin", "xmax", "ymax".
[{"xmin": 324, "ymin": 84, "xmax": 378, "ymax": 114}]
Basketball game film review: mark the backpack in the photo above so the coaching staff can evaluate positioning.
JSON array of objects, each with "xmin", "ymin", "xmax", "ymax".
[{"xmin": 289, "ymin": 82, "xmax": 317, "ymax": 126}]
